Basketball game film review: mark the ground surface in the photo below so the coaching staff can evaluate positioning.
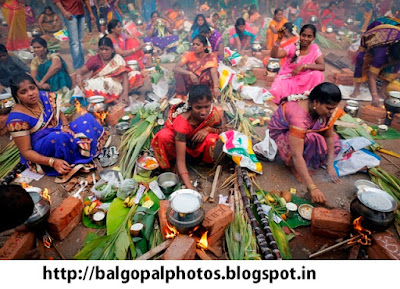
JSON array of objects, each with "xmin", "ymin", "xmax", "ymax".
[{"xmin": 1, "ymin": 29, "xmax": 399, "ymax": 260}]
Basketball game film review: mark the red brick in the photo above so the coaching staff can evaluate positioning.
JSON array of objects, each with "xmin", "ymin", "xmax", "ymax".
[
  {"xmin": 391, "ymin": 121, "xmax": 400, "ymax": 132},
  {"xmin": 253, "ymin": 67, "xmax": 268, "ymax": 80},
  {"xmin": 202, "ymin": 204, "xmax": 233, "ymax": 236},
  {"xmin": 162, "ymin": 235, "xmax": 196, "ymax": 260},
  {"xmin": 0, "ymin": 231, "xmax": 36, "ymax": 260},
  {"xmin": 266, "ymin": 73, "xmax": 277, "ymax": 82},
  {"xmin": 360, "ymin": 113, "xmax": 387, "ymax": 125},
  {"xmin": 207, "ymin": 226, "xmax": 226, "ymax": 247},
  {"xmin": 341, "ymin": 68, "xmax": 354, "ymax": 75},
  {"xmin": 366, "ymin": 231, "xmax": 400, "ymax": 260},
  {"xmin": 47, "ymin": 196, "xmax": 83, "ymax": 233},
  {"xmin": 361, "ymin": 105, "xmax": 387, "ymax": 118},
  {"xmin": 158, "ymin": 200, "xmax": 169, "ymax": 240},
  {"xmin": 49, "ymin": 212, "xmax": 81, "ymax": 240},
  {"xmin": 311, "ymin": 208, "xmax": 352, "ymax": 238},
  {"xmin": 105, "ymin": 103, "xmax": 125, "ymax": 126}
]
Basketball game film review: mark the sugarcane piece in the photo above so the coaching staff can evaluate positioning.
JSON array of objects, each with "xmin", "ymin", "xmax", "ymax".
[
  {"xmin": 236, "ymin": 166, "xmax": 274, "ymax": 260},
  {"xmin": 241, "ymin": 168, "xmax": 282, "ymax": 260}
]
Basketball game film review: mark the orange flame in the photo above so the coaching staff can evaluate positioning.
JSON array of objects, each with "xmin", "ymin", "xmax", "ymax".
[
  {"xmin": 43, "ymin": 234, "xmax": 53, "ymax": 249},
  {"xmin": 21, "ymin": 182, "xmax": 32, "ymax": 189},
  {"xmin": 41, "ymin": 188, "xmax": 51, "ymax": 204},
  {"xmin": 165, "ymin": 221, "xmax": 179, "ymax": 239},
  {"xmin": 94, "ymin": 110, "xmax": 108, "ymax": 125},
  {"xmin": 387, "ymin": 111, "xmax": 393, "ymax": 120},
  {"xmin": 75, "ymin": 99, "xmax": 86, "ymax": 115},
  {"xmin": 322, "ymin": 26, "xmax": 326, "ymax": 33},
  {"xmin": 197, "ymin": 231, "xmax": 208, "ymax": 250},
  {"xmin": 349, "ymin": 217, "xmax": 372, "ymax": 246}
]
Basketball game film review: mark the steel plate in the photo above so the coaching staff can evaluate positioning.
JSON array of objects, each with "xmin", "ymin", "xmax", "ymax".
[{"xmin": 357, "ymin": 188, "xmax": 397, "ymax": 213}]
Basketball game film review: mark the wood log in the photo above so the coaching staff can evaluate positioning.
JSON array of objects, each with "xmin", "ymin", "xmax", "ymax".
[
  {"xmin": 136, "ymin": 239, "xmax": 173, "ymax": 260},
  {"xmin": 209, "ymin": 165, "xmax": 222, "ymax": 202},
  {"xmin": 196, "ymin": 249, "xmax": 212, "ymax": 260}
]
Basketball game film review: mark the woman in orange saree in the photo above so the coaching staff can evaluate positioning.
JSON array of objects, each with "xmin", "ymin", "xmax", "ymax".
[
  {"xmin": 174, "ymin": 35, "xmax": 220, "ymax": 100},
  {"xmin": 164, "ymin": 2, "xmax": 185, "ymax": 32},
  {"xmin": 151, "ymin": 85, "xmax": 223, "ymax": 189},
  {"xmin": 1, "ymin": 0, "xmax": 30, "ymax": 51},
  {"xmin": 266, "ymin": 8, "xmax": 287, "ymax": 50}
]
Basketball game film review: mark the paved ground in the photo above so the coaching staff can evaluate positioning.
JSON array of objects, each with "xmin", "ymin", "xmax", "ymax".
[{"xmin": 1, "ymin": 29, "xmax": 399, "ymax": 260}]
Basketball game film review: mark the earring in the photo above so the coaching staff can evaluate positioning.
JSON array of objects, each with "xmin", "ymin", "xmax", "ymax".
[{"xmin": 313, "ymin": 106, "xmax": 316, "ymax": 110}]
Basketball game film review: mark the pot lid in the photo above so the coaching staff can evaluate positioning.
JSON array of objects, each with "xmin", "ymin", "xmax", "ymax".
[
  {"xmin": 88, "ymin": 95, "xmax": 105, "ymax": 103},
  {"xmin": 169, "ymin": 189, "xmax": 203, "ymax": 214},
  {"xmin": 357, "ymin": 188, "xmax": 397, "ymax": 212}
]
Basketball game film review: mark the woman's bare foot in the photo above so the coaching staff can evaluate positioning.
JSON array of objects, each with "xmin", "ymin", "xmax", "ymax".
[{"xmin": 350, "ymin": 89, "xmax": 360, "ymax": 98}]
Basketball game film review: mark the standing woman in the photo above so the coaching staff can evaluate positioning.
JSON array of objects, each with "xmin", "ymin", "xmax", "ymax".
[
  {"xmin": 106, "ymin": 19, "xmax": 145, "ymax": 70},
  {"xmin": 189, "ymin": 14, "xmax": 210, "ymax": 42},
  {"xmin": 30, "ymin": 37, "xmax": 72, "ymax": 92},
  {"xmin": 266, "ymin": 8, "xmax": 287, "ymax": 50},
  {"xmin": 1, "ymin": 0, "xmax": 30, "ymax": 51},
  {"xmin": 174, "ymin": 35, "xmax": 220, "ymax": 100},
  {"xmin": 104, "ymin": 0, "xmax": 123, "ymax": 23},
  {"xmin": 269, "ymin": 24, "xmax": 325, "ymax": 104}
]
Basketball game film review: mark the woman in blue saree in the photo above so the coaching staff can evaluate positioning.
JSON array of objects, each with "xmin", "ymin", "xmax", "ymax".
[
  {"xmin": 6, "ymin": 74, "xmax": 109, "ymax": 179},
  {"xmin": 31, "ymin": 37, "xmax": 72, "ymax": 92}
]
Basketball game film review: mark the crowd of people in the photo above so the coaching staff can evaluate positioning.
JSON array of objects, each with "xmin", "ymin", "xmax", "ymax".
[{"xmin": 0, "ymin": 0, "xmax": 399, "ymax": 205}]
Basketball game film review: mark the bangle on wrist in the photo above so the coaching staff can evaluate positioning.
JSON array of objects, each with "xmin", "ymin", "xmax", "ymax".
[
  {"xmin": 304, "ymin": 64, "xmax": 307, "ymax": 70},
  {"xmin": 48, "ymin": 157, "xmax": 55, "ymax": 167},
  {"xmin": 307, "ymin": 184, "xmax": 318, "ymax": 192},
  {"xmin": 274, "ymin": 42, "xmax": 280, "ymax": 47},
  {"xmin": 180, "ymin": 171, "xmax": 189, "ymax": 177},
  {"xmin": 62, "ymin": 124, "xmax": 69, "ymax": 128}
]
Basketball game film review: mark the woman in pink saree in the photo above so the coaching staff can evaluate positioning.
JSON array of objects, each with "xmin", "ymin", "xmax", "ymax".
[
  {"xmin": 269, "ymin": 83, "xmax": 345, "ymax": 203},
  {"xmin": 269, "ymin": 24, "xmax": 325, "ymax": 104}
]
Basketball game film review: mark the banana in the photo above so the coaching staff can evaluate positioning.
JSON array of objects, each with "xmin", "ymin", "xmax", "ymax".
[
  {"xmin": 89, "ymin": 202, "xmax": 97, "ymax": 213},
  {"xmin": 123, "ymin": 197, "xmax": 131, "ymax": 207},
  {"xmin": 84, "ymin": 206, "xmax": 90, "ymax": 216},
  {"xmin": 128, "ymin": 197, "xmax": 135, "ymax": 208}
]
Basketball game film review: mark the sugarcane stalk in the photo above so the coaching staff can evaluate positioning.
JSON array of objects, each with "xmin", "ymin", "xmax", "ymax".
[
  {"xmin": 241, "ymin": 168, "xmax": 282, "ymax": 260},
  {"xmin": 236, "ymin": 166, "xmax": 274, "ymax": 260}
]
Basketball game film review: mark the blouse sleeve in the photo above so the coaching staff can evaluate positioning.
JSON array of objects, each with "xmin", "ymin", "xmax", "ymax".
[
  {"xmin": 6, "ymin": 114, "xmax": 31, "ymax": 138},
  {"xmin": 85, "ymin": 55, "xmax": 100, "ymax": 71},
  {"xmin": 284, "ymin": 43, "xmax": 296, "ymax": 58},
  {"xmin": 172, "ymin": 115, "xmax": 192, "ymax": 136},
  {"xmin": 30, "ymin": 57, "xmax": 40, "ymax": 72}
]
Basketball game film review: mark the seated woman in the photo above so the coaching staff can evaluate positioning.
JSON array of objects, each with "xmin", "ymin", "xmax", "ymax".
[
  {"xmin": 174, "ymin": 35, "xmax": 220, "ymax": 100},
  {"xmin": 0, "ymin": 44, "xmax": 30, "ymax": 91},
  {"xmin": 300, "ymin": 0, "xmax": 320, "ymax": 24},
  {"xmin": 25, "ymin": 2, "xmax": 36, "ymax": 27},
  {"xmin": 6, "ymin": 73, "xmax": 109, "ymax": 178},
  {"xmin": 321, "ymin": 2, "xmax": 343, "ymax": 28},
  {"xmin": 263, "ymin": 22, "xmax": 298, "ymax": 67},
  {"xmin": 247, "ymin": 4, "xmax": 263, "ymax": 35},
  {"xmin": 199, "ymin": 26, "xmax": 224, "ymax": 62},
  {"xmin": 106, "ymin": 19, "xmax": 145, "ymax": 70},
  {"xmin": 38, "ymin": 6, "xmax": 63, "ymax": 35},
  {"xmin": 266, "ymin": 8, "xmax": 288, "ymax": 50},
  {"xmin": 228, "ymin": 18, "xmax": 257, "ymax": 55},
  {"xmin": 209, "ymin": 12, "xmax": 220, "ymax": 30},
  {"xmin": 189, "ymin": 14, "xmax": 210, "ymax": 42},
  {"xmin": 143, "ymin": 11, "xmax": 179, "ymax": 53},
  {"xmin": 269, "ymin": 24, "xmax": 325, "ymax": 104},
  {"xmin": 352, "ymin": 20, "xmax": 400, "ymax": 107},
  {"xmin": 268, "ymin": 82, "xmax": 344, "ymax": 203},
  {"xmin": 151, "ymin": 85, "xmax": 225, "ymax": 189},
  {"xmin": 164, "ymin": 2, "xmax": 185, "ymax": 32},
  {"xmin": 30, "ymin": 37, "xmax": 72, "ymax": 92},
  {"xmin": 284, "ymin": 1, "xmax": 302, "ymax": 31},
  {"xmin": 76, "ymin": 37, "xmax": 142, "ymax": 105}
]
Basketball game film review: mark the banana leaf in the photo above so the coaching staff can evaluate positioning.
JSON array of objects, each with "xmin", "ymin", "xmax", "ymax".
[
  {"xmin": 106, "ymin": 198, "xmax": 130, "ymax": 235},
  {"xmin": 268, "ymin": 210, "xmax": 292, "ymax": 260},
  {"xmin": 73, "ymin": 234, "xmax": 110, "ymax": 259}
]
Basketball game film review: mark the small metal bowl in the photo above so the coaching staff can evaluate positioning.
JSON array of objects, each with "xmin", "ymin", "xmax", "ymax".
[{"xmin": 116, "ymin": 121, "xmax": 129, "ymax": 135}]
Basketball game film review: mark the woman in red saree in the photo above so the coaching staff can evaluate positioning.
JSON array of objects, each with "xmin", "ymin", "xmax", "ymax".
[
  {"xmin": 106, "ymin": 19, "xmax": 145, "ymax": 70},
  {"xmin": 152, "ymin": 85, "xmax": 224, "ymax": 189},
  {"xmin": 174, "ymin": 35, "xmax": 220, "ymax": 100},
  {"xmin": 300, "ymin": 0, "xmax": 320, "ymax": 24},
  {"xmin": 321, "ymin": 2, "xmax": 343, "ymax": 28},
  {"xmin": 1, "ymin": 0, "xmax": 30, "ymax": 51}
]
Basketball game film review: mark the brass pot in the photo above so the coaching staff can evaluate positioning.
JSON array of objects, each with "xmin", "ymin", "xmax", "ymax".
[
  {"xmin": 143, "ymin": 42, "xmax": 153, "ymax": 54},
  {"xmin": 0, "ymin": 92, "xmax": 15, "ymax": 114},
  {"xmin": 266, "ymin": 58, "xmax": 281, "ymax": 73}
]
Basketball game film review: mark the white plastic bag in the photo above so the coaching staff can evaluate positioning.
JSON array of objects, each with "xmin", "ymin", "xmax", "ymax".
[
  {"xmin": 152, "ymin": 75, "xmax": 169, "ymax": 99},
  {"xmin": 240, "ymin": 86, "xmax": 273, "ymax": 104},
  {"xmin": 253, "ymin": 129, "xmax": 277, "ymax": 161}
]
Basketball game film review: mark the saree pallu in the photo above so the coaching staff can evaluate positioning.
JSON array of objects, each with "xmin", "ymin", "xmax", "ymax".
[
  {"xmin": 111, "ymin": 34, "xmax": 145, "ymax": 69},
  {"xmin": 106, "ymin": 0, "xmax": 123, "ymax": 23},
  {"xmin": 37, "ymin": 55, "xmax": 72, "ymax": 92},
  {"xmin": 6, "ymin": 91, "xmax": 108, "ymax": 176},
  {"xmin": 174, "ymin": 51, "xmax": 218, "ymax": 99},
  {"xmin": 269, "ymin": 43, "xmax": 324, "ymax": 104},
  {"xmin": 263, "ymin": 36, "xmax": 299, "ymax": 67},
  {"xmin": 151, "ymin": 106, "xmax": 221, "ymax": 169},
  {"xmin": 266, "ymin": 18, "xmax": 288, "ymax": 50},
  {"xmin": 228, "ymin": 25, "xmax": 257, "ymax": 47},
  {"xmin": 1, "ymin": 0, "xmax": 29, "ymax": 51},
  {"xmin": 84, "ymin": 54, "xmax": 142, "ymax": 103},
  {"xmin": 209, "ymin": 30, "xmax": 223, "ymax": 61},
  {"xmin": 268, "ymin": 101, "xmax": 344, "ymax": 170},
  {"xmin": 354, "ymin": 24, "xmax": 400, "ymax": 83},
  {"xmin": 166, "ymin": 10, "xmax": 184, "ymax": 30},
  {"xmin": 143, "ymin": 23, "xmax": 179, "ymax": 51}
]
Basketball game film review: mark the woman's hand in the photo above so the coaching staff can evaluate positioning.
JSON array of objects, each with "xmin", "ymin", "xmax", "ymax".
[
  {"xmin": 38, "ymin": 81, "xmax": 50, "ymax": 90},
  {"xmin": 189, "ymin": 72, "xmax": 199, "ymax": 84},
  {"xmin": 191, "ymin": 128, "xmax": 209, "ymax": 143},
  {"xmin": 310, "ymin": 188, "xmax": 326, "ymax": 203},
  {"xmin": 120, "ymin": 91, "xmax": 129, "ymax": 106},
  {"xmin": 53, "ymin": 158, "xmax": 71, "ymax": 175},
  {"xmin": 61, "ymin": 125, "xmax": 74, "ymax": 135},
  {"xmin": 327, "ymin": 165, "xmax": 341, "ymax": 184},
  {"xmin": 213, "ymin": 86, "xmax": 221, "ymax": 98},
  {"xmin": 62, "ymin": 10, "xmax": 73, "ymax": 21},
  {"xmin": 291, "ymin": 64, "xmax": 305, "ymax": 76}
]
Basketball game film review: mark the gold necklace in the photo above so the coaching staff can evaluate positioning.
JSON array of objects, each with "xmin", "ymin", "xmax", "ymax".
[{"xmin": 22, "ymin": 101, "xmax": 44, "ymax": 118}]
